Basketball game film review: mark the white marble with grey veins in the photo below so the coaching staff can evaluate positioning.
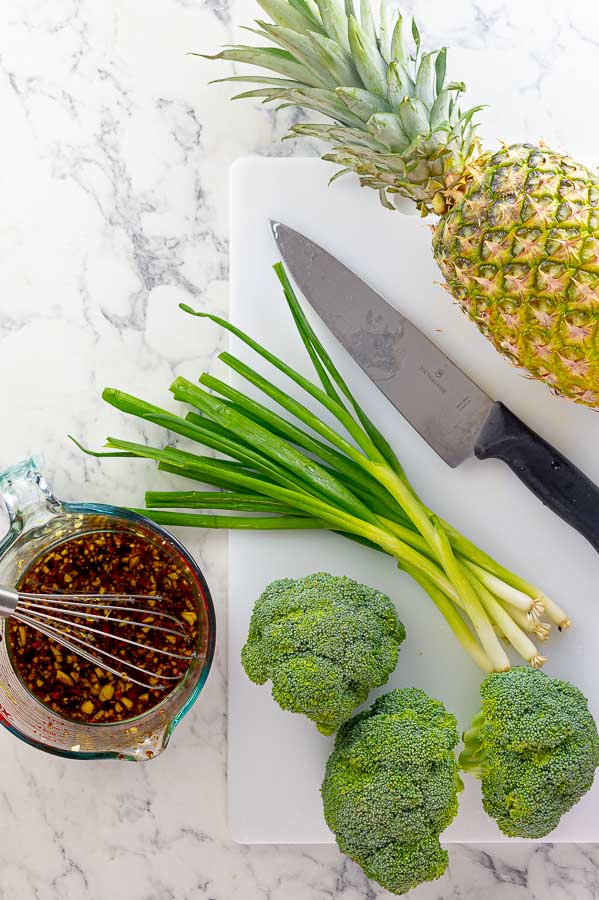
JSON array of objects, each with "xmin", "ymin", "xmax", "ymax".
[{"xmin": 1, "ymin": 0, "xmax": 599, "ymax": 897}]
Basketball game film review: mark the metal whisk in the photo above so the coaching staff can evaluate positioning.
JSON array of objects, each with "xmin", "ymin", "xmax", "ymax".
[{"xmin": 0, "ymin": 586, "xmax": 193, "ymax": 690}]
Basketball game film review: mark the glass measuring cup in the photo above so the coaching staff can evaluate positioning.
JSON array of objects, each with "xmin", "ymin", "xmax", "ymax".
[{"xmin": 0, "ymin": 457, "xmax": 215, "ymax": 761}]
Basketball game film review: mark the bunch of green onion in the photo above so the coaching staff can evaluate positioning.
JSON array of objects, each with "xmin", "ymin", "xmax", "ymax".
[{"xmin": 79, "ymin": 265, "xmax": 570, "ymax": 672}]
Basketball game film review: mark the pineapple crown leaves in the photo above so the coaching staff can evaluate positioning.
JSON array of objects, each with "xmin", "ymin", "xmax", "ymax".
[{"xmin": 200, "ymin": 0, "xmax": 483, "ymax": 213}]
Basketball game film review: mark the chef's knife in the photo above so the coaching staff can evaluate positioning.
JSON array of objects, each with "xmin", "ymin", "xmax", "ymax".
[{"xmin": 271, "ymin": 221, "xmax": 599, "ymax": 553}]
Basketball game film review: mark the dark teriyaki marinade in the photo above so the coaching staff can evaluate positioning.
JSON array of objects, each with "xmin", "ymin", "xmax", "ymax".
[{"xmin": 7, "ymin": 530, "xmax": 199, "ymax": 724}]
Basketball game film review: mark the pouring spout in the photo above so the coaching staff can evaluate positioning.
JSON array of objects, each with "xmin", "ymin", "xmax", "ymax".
[{"xmin": 117, "ymin": 721, "xmax": 173, "ymax": 762}]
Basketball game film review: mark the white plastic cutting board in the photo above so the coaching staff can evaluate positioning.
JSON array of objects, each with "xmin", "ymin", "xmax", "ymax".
[{"xmin": 228, "ymin": 157, "xmax": 599, "ymax": 844}]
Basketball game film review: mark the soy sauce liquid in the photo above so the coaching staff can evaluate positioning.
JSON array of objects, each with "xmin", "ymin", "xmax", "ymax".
[{"xmin": 7, "ymin": 530, "xmax": 199, "ymax": 724}]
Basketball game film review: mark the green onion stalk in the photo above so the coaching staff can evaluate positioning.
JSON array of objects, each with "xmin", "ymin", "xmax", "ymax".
[{"xmin": 77, "ymin": 265, "xmax": 570, "ymax": 673}]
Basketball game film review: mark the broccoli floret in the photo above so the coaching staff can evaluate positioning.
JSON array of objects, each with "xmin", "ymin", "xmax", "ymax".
[
  {"xmin": 241, "ymin": 572, "xmax": 405, "ymax": 735},
  {"xmin": 459, "ymin": 667, "xmax": 599, "ymax": 838},
  {"xmin": 321, "ymin": 688, "xmax": 461, "ymax": 895}
]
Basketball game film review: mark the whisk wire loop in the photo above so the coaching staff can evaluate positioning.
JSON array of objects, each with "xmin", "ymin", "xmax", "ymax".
[
  {"xmin": 1, "ymin": 587, "xmax": 195, "ymax": 692},
  {"xmin": 14, "ymin": 613, "xmax": 181, "ymax": 690}
]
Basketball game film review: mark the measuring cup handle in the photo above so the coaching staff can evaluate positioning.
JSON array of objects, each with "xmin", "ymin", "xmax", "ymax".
[{"xmin": 0, "ymin": 457, "xmax": 62, "ymax": 533}]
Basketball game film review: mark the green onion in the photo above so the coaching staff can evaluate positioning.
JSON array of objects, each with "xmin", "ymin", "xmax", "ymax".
[
  {"xmin": 131, "ymin": 509, "xmax": 325, "ymax": 530},
  {"xmin": 81, "ymin": 265, "xmax": 569, "ymax": 672}
]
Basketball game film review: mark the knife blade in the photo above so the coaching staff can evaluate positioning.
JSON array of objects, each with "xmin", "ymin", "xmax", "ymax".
[
  {"xmin": 272, "ymin": 221, "xmax": 494, "ymax": 468},
  {"xmin": 271, "ymin": 220, "xmax": 599, "ymax": 553}
]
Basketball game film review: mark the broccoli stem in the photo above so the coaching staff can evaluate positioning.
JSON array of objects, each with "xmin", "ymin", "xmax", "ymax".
[{"xmin": 458, "ymin": 709, "xmax": 486, "ymax": 778}]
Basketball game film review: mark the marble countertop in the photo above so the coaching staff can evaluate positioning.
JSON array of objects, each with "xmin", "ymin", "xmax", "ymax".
[{"xmin": 1, "ymin": 0, "xmax": 599, "ymax": 897}]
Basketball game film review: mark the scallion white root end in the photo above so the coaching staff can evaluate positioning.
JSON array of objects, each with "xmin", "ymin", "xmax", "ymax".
[
  {"xmin": 539, "ymin": 594, "xmax": 571, "ymax": 630},
  {"xmin": 529, "ymin": 597, "xmax": 546, "ymax": 621},
  {"xmin": 463, "ymin": 561, "xmax": 548, "ymax": 619},
  {"xmin": 530, "ymin": 655, "xmax": 548, "ymax": 669},
  {"xmin": 507, "ymin": 605, "xmax": 552, "ymax": 642}
]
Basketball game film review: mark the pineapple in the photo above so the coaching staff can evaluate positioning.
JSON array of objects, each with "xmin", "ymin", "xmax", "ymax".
[
  {"xmin": 203, "ymin": 1, "xmax": 599, "ymax": 407},
  {"xmin": 433, "ymin": 143, "xmax": 599, "ymax": 406}
]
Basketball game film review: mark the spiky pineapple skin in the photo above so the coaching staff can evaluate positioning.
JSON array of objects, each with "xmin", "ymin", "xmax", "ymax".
[{"xmin": 432, "ymin": 143, "xmax": 599, "ymax": 407}]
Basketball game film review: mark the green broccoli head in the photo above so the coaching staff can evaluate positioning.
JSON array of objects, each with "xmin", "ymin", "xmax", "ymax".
[
  {"xmin": 241, "ymin": 572, "xmax": 405, "ymax": 735},
  {"xmin": 321, "ymin": 688, "xmax": 461, "ymax": 895},
  {"xmin": 459, "ymin": 667, "xmax": 599, "ymax": 838}
]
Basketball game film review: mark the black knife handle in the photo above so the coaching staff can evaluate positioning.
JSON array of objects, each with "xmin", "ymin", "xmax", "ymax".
[{"xmin": 474, "ymin": 402, "xmax": 599, "ymax": 552}]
